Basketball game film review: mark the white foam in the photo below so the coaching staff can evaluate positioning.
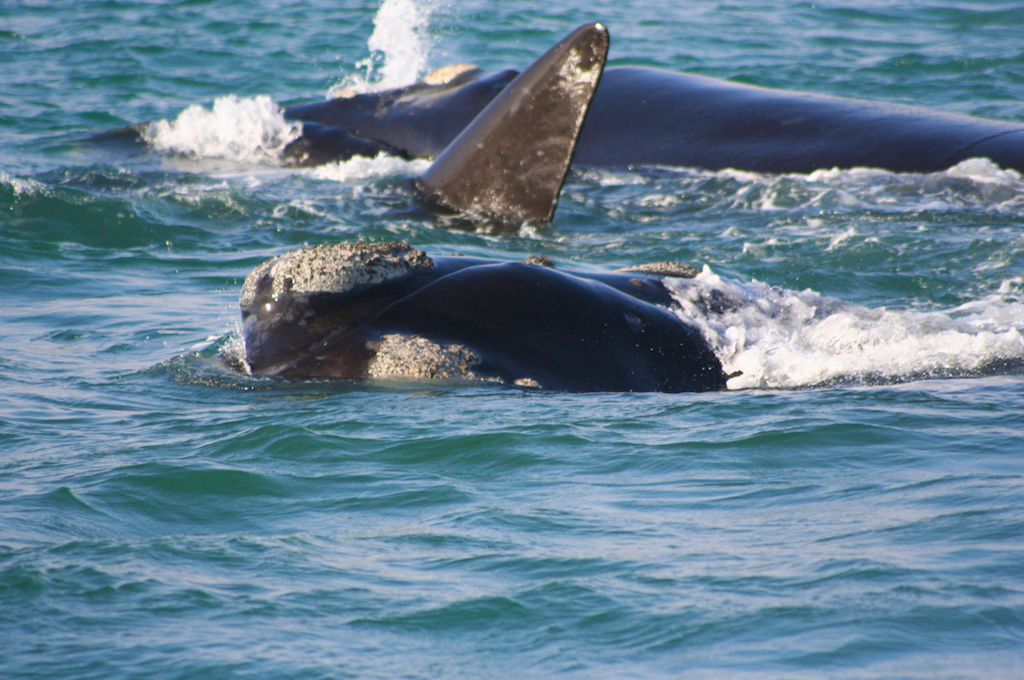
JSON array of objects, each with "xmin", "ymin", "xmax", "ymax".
[
  {"xmin": 576, "ymin": 168, "xmax": 670, "ymax": 187},
  {"xmin": 306, "ymin": 154, "xmax": 429, "ymax": 182},
  {"xmin": 665, "ymin": 271, "xmax": 1024, "ymax": 390},
  {"xmin": 330, "ymin": 0, "xmax": 436, "ymax": 96},
  {"xmin": 0, "ymin": 170, "xmax": 44, "ymax": 196},
  {"xmin": 145, "ymin": 95, "xmax": 300, "ymax": 164}
]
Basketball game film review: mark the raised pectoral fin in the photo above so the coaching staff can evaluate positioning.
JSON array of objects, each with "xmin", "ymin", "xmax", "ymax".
[{"xmin": 415, "ymin": 22, "xmax": 609, "ymax": 226}]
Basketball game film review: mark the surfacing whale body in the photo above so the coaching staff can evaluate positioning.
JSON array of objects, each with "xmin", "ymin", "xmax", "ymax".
[
  {"xmin": 283, "ymin": 32, "xmax": 1024, "ymax": 175},
  {"xmin": 99, "ymin": 22, "xmax": 1024, "ymax": 177},
  {"xmin": 229, "ymin": 23, "xmax": 730, "ymax": 393},
  {"xmin": 225, "ymin": 21, "xmax": 1022, "ymax": 391},
  {"xmin": 237, "ymin": 242, "xmax": 726, "ymax": 392}
]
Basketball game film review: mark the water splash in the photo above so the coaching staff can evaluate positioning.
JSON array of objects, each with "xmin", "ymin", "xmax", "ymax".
[
  {"xmin": 330, "ymin": 0, "xmax": 436, "ymax": 96},
  {"xmin": 666, "ymin": 271, "xmax": 1024, "ymax": 390},
  {"xmin": 145, "ymin": 95, "xmax": 301, "ymax": 164}
]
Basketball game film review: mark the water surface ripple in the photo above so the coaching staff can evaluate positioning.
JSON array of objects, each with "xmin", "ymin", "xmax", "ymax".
[{"xmin": 2, "ymin": 1, "xmax": 1023, "ymax": 678}]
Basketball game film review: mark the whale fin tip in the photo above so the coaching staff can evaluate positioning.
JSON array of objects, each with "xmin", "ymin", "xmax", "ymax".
[{"xmin": 416, "ymin": 22, "xmax": 610, "ymax": 229}]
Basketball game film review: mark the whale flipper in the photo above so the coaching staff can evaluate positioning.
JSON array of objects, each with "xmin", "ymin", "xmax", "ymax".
[{"xmin": 415, "ymin": 22, "xmax": 609, "ymax": 227}]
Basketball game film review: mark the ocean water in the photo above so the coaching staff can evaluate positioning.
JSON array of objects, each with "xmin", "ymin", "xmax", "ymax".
[{"xmin": 2, "ymin": 0, "xmax": 1024, "ymax": 678}]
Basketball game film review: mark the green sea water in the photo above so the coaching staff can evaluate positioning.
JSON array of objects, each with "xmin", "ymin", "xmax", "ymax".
[{"xmin": 2, "ymin": 1, "xmax": 1024, "ymax": 678}]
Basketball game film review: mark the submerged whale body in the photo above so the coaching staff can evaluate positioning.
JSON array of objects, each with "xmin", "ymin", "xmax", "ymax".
[
  {"xmin": 283, "ymin": 34, "xmax": 1024, "ymax": 175},
  {"xmin": 237, "ymin": 242, "xmax": 727, "ymax": 393}
]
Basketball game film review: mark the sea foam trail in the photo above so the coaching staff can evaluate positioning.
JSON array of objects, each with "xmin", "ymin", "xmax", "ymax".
[
  {"xmin": 309, "ymin": 155, "xmax": 430, "ymax": 182},
  {"xmin": 666, "ymin": 272, "xmax": 1024, "ymax": 390}
]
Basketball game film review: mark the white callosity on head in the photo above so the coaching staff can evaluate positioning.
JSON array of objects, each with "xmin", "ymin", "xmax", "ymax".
[
  {"xmin": 368, "ymin": 334, "xmax": 488, "ymax": 381},
  {"xmin": 239, "ymin": 242, "xmax": 434, "ymax": 308},
  {"xmin": 422, "ymin": 63, "xmax": 478, "ymax": 85},
  {"xmin": 616, "ymin": 262, "xmax": 700, "ymax": 278},
  {"xmin": 521, "ymin": 254, "xmax": 555, "ymax": 268}
]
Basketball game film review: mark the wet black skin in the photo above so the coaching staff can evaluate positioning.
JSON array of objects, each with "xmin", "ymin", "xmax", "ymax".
[
  {"xmin": 282, "ymin": 65, "xmax": 1024, "ymax": 174},
  {"xmin": 283, "ymin": 69, "xmax": 521, "ymax": 164},
  {"xmin": 96, "ymin": 23, "xmax": 1024, "ymax": 175},
  {"xmin": 241, "ymin": 255, "xmax": 728, "ymax": 393}
]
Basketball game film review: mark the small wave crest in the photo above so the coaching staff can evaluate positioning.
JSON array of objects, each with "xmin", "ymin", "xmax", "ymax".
[
  {"xmin": 144, "ymin": 95, "xmax": 300, "ymax": 165},
  {"xmin": 666, "ymin": 271, "xmax": 1024, "ymax": 389},
  {"xmin": 0, "ymin": 169, "xmax": 45, "ymax": 198}
]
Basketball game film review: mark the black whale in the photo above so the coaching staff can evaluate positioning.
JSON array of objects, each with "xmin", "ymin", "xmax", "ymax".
[
  {"xmin": 232, "ymin": 24, "xmax": 725, "ymax": 392},
  {"xmin": 284, "ymin": 39, "xmax": 1024, "ymax": 175},
  {"xmin": 238, "ymin": 242, "xmax": 726, "ymax": 393}
]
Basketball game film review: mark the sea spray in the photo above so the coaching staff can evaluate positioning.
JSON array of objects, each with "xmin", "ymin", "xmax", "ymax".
[
  {"xmin": 145, "ymin": 95, "xmax": 300, "ymax": 164},
  {"xmin": 141, "ymin": 0, "xmax": 437, "ymax": 165},
  {"xmin": 330, "ymin": 0, "xmax": 437, "ymax": 97}
]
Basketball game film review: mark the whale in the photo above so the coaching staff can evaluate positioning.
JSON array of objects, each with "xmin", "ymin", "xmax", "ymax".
[
  {"xmin": 282, "ymin": 30, "xmax": 1024, "ymax": 175},
  {"xmin": 95, "ymin": 22, "xmax": 609, "ymax": 228},
  {"xmin": 231, "ymin": 24, "xmax": 728, "ymax": 392},
  {"xmin": 236, "ymin": 241, "xmax": 727, "ymax": 392},
  {"xmin": 98, "ymin": 22, "xmax": 1024, "ymax": 182}
]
